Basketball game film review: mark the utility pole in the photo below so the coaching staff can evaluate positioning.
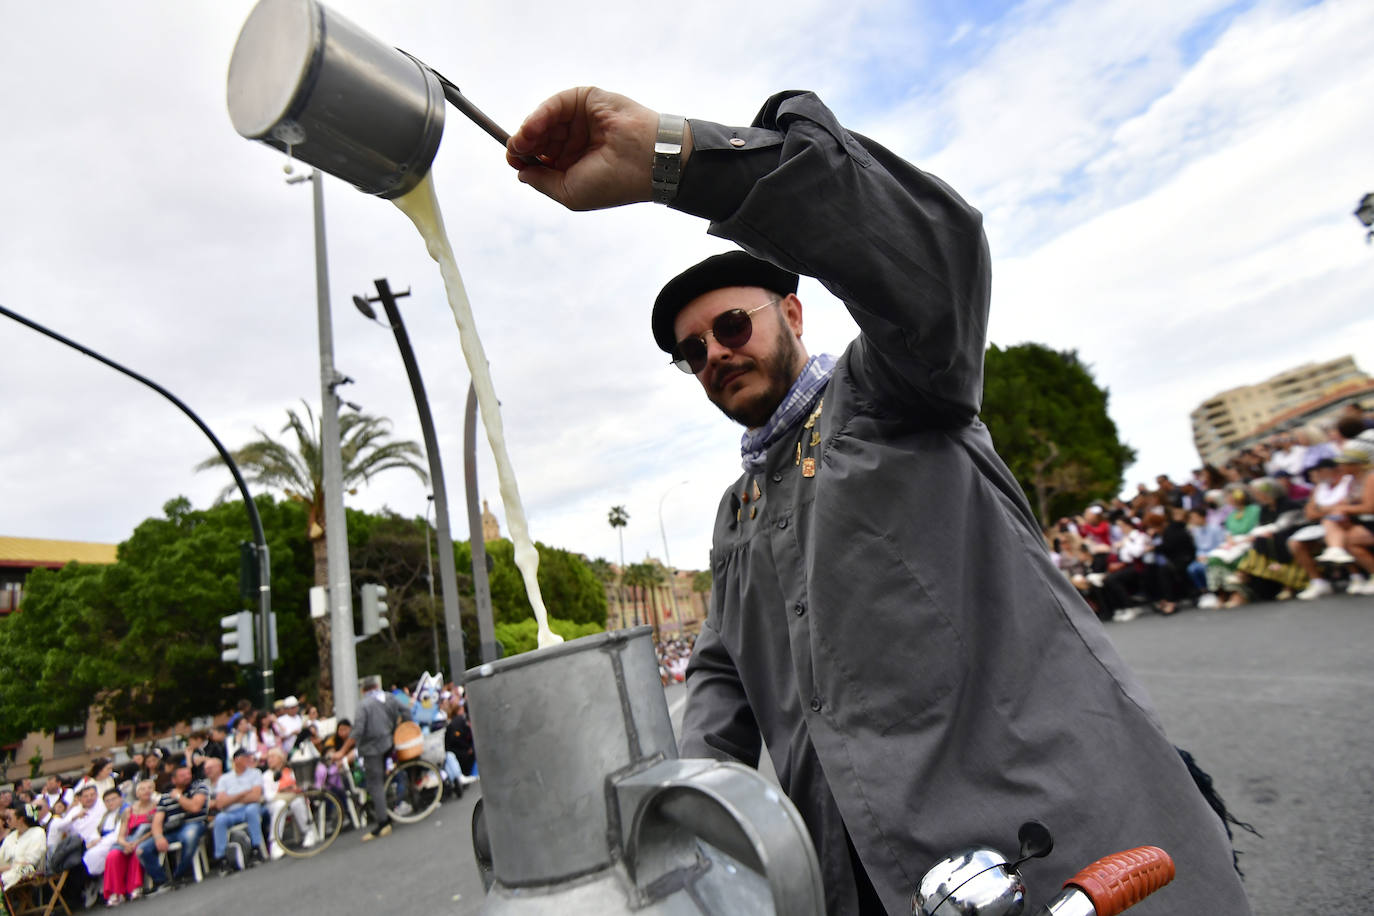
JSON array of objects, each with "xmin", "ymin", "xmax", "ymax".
[
  {"xmin": 355, "ymin": 279, "xmax": 467, "ymax": 680},
  {"xmin": 465, "ymin": 385, "xmax": 500, "ymax": 663},
  {"xmin": 290, "ymin": 167, "xmax": 357, "ymax": 721}
]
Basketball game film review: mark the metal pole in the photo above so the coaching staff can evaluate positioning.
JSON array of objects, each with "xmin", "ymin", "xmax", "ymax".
[
  {"xmin": 293, "ymin": 168, "xmax": 357, "ymax": 722},
  {"xmin": 465, "ymin": 384, "xmax": 499, "ymax": 663},
  {"xmin": 424, "ymin": 496, "xmax": 441, "ymax": 673},
  {"xmin": 368, "ymin": 279, "xmax": 467, "ymax": 680},
  {"xmin": 0, "ymin": 302, "xmax": 273, "ymax": 706},
  {"xmin": 658, "ymin": 481, "xmax": 687, "ymax": 633}
]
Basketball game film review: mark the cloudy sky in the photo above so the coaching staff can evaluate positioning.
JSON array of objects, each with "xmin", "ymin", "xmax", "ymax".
[{"xmin": 3, "ymin": 0, "xmax": 1372, "ymax": 578}]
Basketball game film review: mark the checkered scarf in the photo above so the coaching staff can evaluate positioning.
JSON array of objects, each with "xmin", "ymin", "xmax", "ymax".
[{"xmin": 740, "ymin": 354, "xmax": 836, "ymax": 470}]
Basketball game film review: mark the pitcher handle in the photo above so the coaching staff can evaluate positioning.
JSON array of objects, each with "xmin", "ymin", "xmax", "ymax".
[{"xmin": 618, "ymin": 759, "xmax": 825, "ymax": 916}]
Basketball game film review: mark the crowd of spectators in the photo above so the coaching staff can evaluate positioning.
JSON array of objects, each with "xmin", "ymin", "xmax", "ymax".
[
  {"xmin": 0, "ymin": 683, "xmax": 479, "ymax": 910},
  {"xmin": 655, "ymin": 633, "xmax": 697, "ymax": 685},
  {"xmin": 1046, "ymin": 403, "xmax": 1374, "ymax": 620}
]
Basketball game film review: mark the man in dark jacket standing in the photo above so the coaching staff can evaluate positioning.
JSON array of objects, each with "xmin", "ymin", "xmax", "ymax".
[
  {"xmin": 506, "ymin": 88, "xmax": 1251, "ymax": 915},
  {"xmin": 332, "ymin": 674, "xmax": 410, "ymax": 841}
]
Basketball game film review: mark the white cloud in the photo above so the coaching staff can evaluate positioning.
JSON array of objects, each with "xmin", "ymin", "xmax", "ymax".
[{"xmin": 1, "ymin": 0, "xmax": 1371, "ymax": 589}]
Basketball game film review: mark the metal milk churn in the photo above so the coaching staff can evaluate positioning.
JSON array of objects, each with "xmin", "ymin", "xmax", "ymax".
[{"xmin": 463, "ymin": 626, "xmax": 825, "ymax": 915}]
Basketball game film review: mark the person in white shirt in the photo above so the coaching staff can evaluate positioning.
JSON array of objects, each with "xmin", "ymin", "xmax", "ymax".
[
  {"xmin": 0, "ymin": 805, "xmax": 48, "ymax": 889},
  {"xmin": 275, "ymin": 696, "xmax": 304, "ymax": 756},
  {"xmin": 210, "ymin": 750, "xmax": 267, "ymax": 872},
  {"xmin": 39, "ymin": 775, "xmax": 72, "ymax": 813},
  {"xmin": 1291, "ymin": 457, "xmax": 1358, "ymax": 598}
]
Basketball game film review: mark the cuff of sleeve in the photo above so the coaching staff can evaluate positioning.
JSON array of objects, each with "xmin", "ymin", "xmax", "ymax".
[{"xmin": 671, "ymin": 119, "xmax": 783, "ymax": 223}]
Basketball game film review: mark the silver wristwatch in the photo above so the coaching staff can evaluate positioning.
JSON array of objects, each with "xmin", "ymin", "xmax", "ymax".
[{"xmin": 652, "ymin": 113, "xmax": 686, "ymax": 204}]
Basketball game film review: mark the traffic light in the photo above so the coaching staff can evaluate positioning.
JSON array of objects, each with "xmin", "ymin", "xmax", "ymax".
[
  {"xmin": 360, "ymin": 584, "xmax": 389, "ymax": 636},
  {"xmin": 238, "ymin": 542, "xmax": 259, "ymax": 601},
  {"xmin": 220, "ymin": 611, "xmax": 256, "ymax": 665}
]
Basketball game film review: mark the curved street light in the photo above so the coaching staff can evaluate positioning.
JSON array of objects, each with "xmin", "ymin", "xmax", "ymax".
[{"xmin": 0, "ymin": 302, "xmax": 276, "ymax": 707}]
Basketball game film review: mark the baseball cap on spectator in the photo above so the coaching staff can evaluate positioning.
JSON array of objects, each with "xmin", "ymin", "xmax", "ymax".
[{"xmin": 283, "ymin": 696, "xmax": 299, "ymax": 708}]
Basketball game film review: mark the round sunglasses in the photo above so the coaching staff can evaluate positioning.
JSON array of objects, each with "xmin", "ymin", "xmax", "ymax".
[{"xmin": 670, "ymin": 298, "xmax": 780, "ymax": 374}]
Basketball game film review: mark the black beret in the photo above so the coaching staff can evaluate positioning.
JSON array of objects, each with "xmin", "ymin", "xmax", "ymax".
[{"xmin": 652, "ymin": 251, "xmax": 799, "ymax": 353}]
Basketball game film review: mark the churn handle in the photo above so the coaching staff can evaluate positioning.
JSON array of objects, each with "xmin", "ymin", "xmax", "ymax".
[{"xmin": 621, "ymin": 760, "xmax": 826, "ymax": 916}]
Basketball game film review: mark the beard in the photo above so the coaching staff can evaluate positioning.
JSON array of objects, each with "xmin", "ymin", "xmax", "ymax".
[{"xmin": 705, "ymin": 323, "xmax": 806, "ymax": 429}]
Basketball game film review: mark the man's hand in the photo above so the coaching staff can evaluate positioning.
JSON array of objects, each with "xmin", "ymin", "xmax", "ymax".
[
  {"xmin": 155, "ymin": 836, "xmax": 169, "ymax": 853},
  {"xmin": 506, "ymin": 87, "xmax": 674, "ymax": 212}
]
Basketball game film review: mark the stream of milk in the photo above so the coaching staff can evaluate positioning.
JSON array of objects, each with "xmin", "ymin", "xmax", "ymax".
[{"xmin": 393, "ymin": 172, "xmax": 562, "ymax": 651}]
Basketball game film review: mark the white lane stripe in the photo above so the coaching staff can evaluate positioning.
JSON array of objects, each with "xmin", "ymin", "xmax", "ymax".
[{"xmin": 668, "ymin": 694, "xmax": 688, "ymax": 718}]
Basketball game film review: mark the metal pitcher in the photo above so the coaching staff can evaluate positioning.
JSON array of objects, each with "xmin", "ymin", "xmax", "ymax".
[
  {"xmin": 227, "ymin": 0, "xmax": 444, "ymax": 197},
  {"xmin": 228, "ymin": 0, "xmax": 527, "ymax": 198},
  {"xmin": 464, "ymin": 626, "xmax": 825, "ymax": 915}
]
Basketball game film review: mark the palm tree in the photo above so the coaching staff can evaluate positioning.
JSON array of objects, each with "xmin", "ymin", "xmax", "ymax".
[
  {"xmin": 624, "ymin": 561, "xmax": 667, "ymax": 639},
  {"xmin": 197, "ymin": 401, "xmax": 428, "ymax": 713},
  {"xmin": 607, "ymin": 506, "xmax": 629, "ymax": 568}
]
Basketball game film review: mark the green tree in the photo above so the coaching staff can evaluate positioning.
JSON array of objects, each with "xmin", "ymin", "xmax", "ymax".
[
  {"xmin": 492, "ymin": 617, "xmax": 605, "ymax": 657},
  {"xmin": 980, "ymin": 344, "xmax": 1136, "ymax": 523},
  {"xmin": 196, "ymin": 402, "xmax": 428, "ymax": 713},
  {"xmin": 350, "ymin": 510, "xmax": 455, "ymax": 685},
  {"xmin": 454, "ymin": 538, "xmax": 606, "ymax": 628},
  {"xmin": 0, "ymin": 495, "xmax": 316, "ymax": 742}
]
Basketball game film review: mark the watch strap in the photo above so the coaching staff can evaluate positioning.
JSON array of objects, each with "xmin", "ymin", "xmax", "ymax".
[{"xmin": 652, "ymin": 113, "xmax": 686, "ymax": 204}]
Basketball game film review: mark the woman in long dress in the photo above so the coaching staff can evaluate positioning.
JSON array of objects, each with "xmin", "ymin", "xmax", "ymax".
[
  {"xmin": 81, "ymin": 789, "xmax": 126, "ymax": 880},
  {"xmin": 102, "ymin": 780, "xmax": 157, "ymax": 906}
]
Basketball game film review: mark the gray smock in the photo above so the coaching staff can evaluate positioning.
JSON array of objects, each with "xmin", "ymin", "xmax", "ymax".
[{"xmin": 672, "ymin": 91, "xmax": 1252, "ymax": 916}]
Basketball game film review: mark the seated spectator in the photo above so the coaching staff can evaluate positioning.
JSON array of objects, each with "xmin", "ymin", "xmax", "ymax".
[
  {"xmin": 1297, "ymin": 424, "xmax": 1339, "ymax": 477},
  {"xmin": 225, "ymin": 699, "xmax": 253, "ymax": 733},
  {"xmin": 1186, "ymin": 509, "xmax": 1226, "ymax": 607},
  {"xmin": 313, "ymin": 720, "xmax": 356, "ymax": 816},
  {"xmin": 226, "ymin": 713, "xmax": 259, "ymax": 764},
  {"xmin": 38, "ymin": 776, "xmax": 72, "ymax": 814},
  {"xmin": 255, "ymin": 711, "xmax": 283, "ymax": 767},
  {"xmin": 179, "ymin": 729, "xmax": 211, "ymax": 780},
  {"xmin": 1096, "ymin": 516, "xmax": 1155, "ymax": 621},
  {"xmin": 203, "ymin": 724, "xmax": 229, "ymax": 770},
  {"xmin": 440, "ymin": 698, "xmax": 477, "ymax": 796},
  {"xmin": 0, "ymin": 805, "xmax": 46, "ymax": 891},
  {"xmin": 1148, "ymin": 508, "xmax": 1196, "ymax": 615},
  {"xmin": 276, "ymin": 697, "xmax": 304, "ymax": 756},
  {"xmin": 42, "ymin": 799, "xmax": 69, "ymax": 855},
  {"xmin": 1291, "ymin": 458, "xmax": 1358, "ymax": 599},
  {"xmin": 102, "ymin": 779, "xmax": 155, "ymax": 906},
  {"xmin": 209, "ymin": 750, "xmax": 267, "ymax": 873},
  {"xmin": 1079, "ymin": 505, "xmax": 1113, "ymax": 572},
  {"xmin": 138, "ymin": 764, "xmax": 210, "ymax": 895},
  {"xmin": 319, "ymin": 720, "xmax": 356, "ymax": 766},
  {"xmin": 80, "ymin": 788, "xmax": 125, "ymax": 886},
  {"xmin": 83, "ymin": 758, "xmax": 116, "ymax": 798},
  {"xmin": 263, "ymin": 748, "xmax": 311, "ymax": 859},
  {"xmin": 1321, "ymin": 447, "xmax": 1374, "ymax": 594}
]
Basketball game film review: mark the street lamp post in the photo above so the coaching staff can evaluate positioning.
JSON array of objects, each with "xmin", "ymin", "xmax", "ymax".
[
  {"xmin": 658, "ymin": 480, "xmax": 689, "ymax": 634},
  {"xmin": 353, "ymin": 278, "xmax": 472, "ymax": 677},
  {"xmin": 288, "ymin": 167, "xmax": 357, "ymax": 721},
  {"xmin": 423, "ymin": 495, "xmax": 442, "ymax": 673}
]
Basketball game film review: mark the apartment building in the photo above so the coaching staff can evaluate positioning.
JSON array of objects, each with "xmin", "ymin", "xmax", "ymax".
[{"xmin": 1191, "ymin": 355, "xmax": 1369, "ymax": 465}]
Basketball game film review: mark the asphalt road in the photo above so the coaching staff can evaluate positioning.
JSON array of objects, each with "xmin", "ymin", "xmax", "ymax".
[{"xmin": 126, "ymin": 593, "xmax": 1371, "ymax": 915}]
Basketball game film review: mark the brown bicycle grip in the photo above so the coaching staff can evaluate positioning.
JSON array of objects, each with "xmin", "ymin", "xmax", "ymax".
[{"xmin": 1064, "ymin": 846, "xmax": 1175, "ymax": 916}]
